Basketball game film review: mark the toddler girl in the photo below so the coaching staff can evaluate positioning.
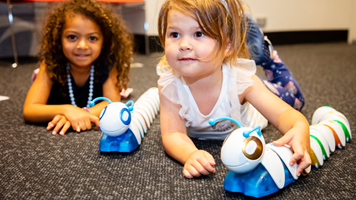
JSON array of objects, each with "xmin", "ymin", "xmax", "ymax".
[
  {"xmin": 23, "ymin": 0, "xmax": 133, "ymax": 135},
  {"xmin": 157, "ymin": 0, "xmax": 310, "ymax": 178}
]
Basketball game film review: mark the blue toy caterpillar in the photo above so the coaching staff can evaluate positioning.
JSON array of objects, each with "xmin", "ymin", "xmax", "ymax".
[
  {"xmin": 211, "ymin": 106, "xmax": 351, "ymax": 198},
  {"xmin": 89, "ymin": 88, "xmax": 160, "ymax": 153}
]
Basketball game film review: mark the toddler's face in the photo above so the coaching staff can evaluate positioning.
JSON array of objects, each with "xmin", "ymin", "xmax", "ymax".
[
  {"xmin": 164, "ymin": 10, "xmax": 218, "ymax": 80},
  {"xmin": 61, "ymin": 13, "xmax": 103, "ymax": 70}
]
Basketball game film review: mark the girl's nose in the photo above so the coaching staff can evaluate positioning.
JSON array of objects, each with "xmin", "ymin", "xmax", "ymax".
[
  {"xmin": 77, "ymin": 39, "xmax": 88, "ymax": 49},
  {"xmin": 179, "ymin": 38, "xmax": 192, "ymax": 51}
]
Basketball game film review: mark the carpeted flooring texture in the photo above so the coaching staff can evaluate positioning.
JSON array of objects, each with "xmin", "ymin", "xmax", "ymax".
[{"xmin": 0, "ymin": 42, "xmax": 355, "ymax": 199}]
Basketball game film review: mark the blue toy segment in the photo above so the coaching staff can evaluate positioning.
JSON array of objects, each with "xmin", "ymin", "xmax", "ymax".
[
  {"xmin": 224, "ymin": 162, "xmax": 295, "ymax": 198},
  {"xmin": 99, "ymin": 128, "xmax": 139, "ymax": 152}
]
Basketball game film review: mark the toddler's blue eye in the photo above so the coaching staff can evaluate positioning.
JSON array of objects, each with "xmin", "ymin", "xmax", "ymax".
[
  {"xmin": 195, "ymin": 32, "xmax": 204, "ymax": 37},
  {"xmin": 170, "ymin": 32, "xmax": 180, "ymax": 38}
]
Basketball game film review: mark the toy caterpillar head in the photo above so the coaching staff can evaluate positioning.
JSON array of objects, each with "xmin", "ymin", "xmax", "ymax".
[
  {"xmin": 90, "ymin": 97, "xmax": 134, "ymax": 137},
  {"xmin": 209, "ymin": 117, "xmax": 264, "ymax": 173}
]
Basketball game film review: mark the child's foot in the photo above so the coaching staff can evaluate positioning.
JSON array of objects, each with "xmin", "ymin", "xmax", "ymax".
[
  {"xmin": 245, "ymin": 15, "xmax": 265, "ymax": 65},
  {"xmin": 261, "ymin": 36, "xmax": 274, "ymax": 65}
]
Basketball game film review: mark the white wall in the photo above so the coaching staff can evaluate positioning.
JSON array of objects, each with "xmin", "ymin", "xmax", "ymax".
[
  {"xmin": 144, "ymin": 0, "xmax": 164, "ymax": 36},
  {"xmin": 143, "ymin": 0, "xmax": 356, "ymax": 44}
]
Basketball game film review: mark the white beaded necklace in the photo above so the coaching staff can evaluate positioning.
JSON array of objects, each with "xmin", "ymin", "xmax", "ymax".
[{"xmin": 66, "ymin": 63, "xmax": 94, "ymax": 108}]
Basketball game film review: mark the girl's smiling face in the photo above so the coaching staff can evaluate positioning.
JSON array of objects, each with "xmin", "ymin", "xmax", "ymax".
[
  {"xmin": 164, "ymin": 10, "xmax": 219, "ymax": 80},
  {"xmin": 61, "ymin": 13, "xmax": 103, "ymax": 70}
]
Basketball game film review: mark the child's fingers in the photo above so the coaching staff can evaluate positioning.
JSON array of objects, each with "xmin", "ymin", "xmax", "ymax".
[
  {"xmin": 184, "ymin": 164, "xmax": 201, "ymax": 178},
  {"xmin": 204, "ymin": 151, "xmax": 216, "ymax": 166},
  {"xmin": 52, "ymin": 116, "xmax": 67, "ymax": 135},
  {"xmin": 78, "ymin": 121, "xmax": 87, "ymax": 132},
  {"xmin": 81, "ymin": 118, "xmax": 91, "ymax": 131},
  {"xmin": 194, "ymin": 158, "xmax": 215, "ymax": 175},
  {"xmin": 76, "ymin": 125, "xmax": 81, "ymax": 133},
  {"xmin": 289, "ymin": 145, "xmax": 304, "ymax": 166},
  {"xmin": 47, "ymin": 122, "xmax": 54, "ymax": 130},
  {"xmin": 59, "ymin": 121, "xmax": 71, "ymax": 136},
  {"xmin": 47, "ymin": 115, "xmax": 62, "ymax": 130},
  {"xmin": 183, "ymin": 169, "xmax": 193, "ymax": 179},
  {"xmin": 90, "ymin": 115, "xmax": 100, "ymax": 128},
  {"xmin": 296, "ymin": 150, "xmax": 311, "ymax": 176},
  {"xmin": 273, "ymin": 133, "xmax": 292, "ymax": 146}
]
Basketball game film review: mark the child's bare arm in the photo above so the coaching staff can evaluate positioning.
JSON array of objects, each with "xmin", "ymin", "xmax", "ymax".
[
  {"xmin": 23, "ymin": 62, "xmax": 100, "ymax": 134},
  {"xmin": 23, "ymin": 62, "xmax": 65, "ymax": 122},
  {"xmin": 244, "ymin": 75, "xmax": 311, "ymax": 176},
  {"xmin": 159, "ymin": 85, "xmax": 215, "ymax": 178}
]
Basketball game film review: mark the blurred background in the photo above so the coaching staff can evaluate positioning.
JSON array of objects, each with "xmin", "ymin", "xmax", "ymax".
[{"xmin": 1, "ymin": 0, "xmax": 356, "ymax": 63}]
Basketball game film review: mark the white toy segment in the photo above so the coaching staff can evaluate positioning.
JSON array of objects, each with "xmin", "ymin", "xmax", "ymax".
[
  {"xmin": 310, "ymin": 124, "xmax": 336, "ymax": 152},
  {"xmin": 310, "ymin": 128, "xmax": 330, "ymax": 159},
  {"xmin": 312, "ymin": 106, "xmax": 336, "ymax": 124},
  {"xmin": 134, "ymin": 104, "xmax": 154, "ymax": 124},
  {"xmin": 131, "ymin": 112, "xmax": 148, "ymax": 133},
  {"xmin": 131, "ymin": 86, "xmax": 160, "ymax": 135},
  {"xmin": 138, "ymin": 94, "xmax": 159, "ymax": 113},
  {"xmin": 129, "ymin": 123, "xmax": 141, "ymax": 145},
  {"xmin": 138, "ymin": 97, "xmax": 158, "ymax": 115},
  {"xmin": 320, "ymin": 112, "xmax": 351, "ymax": 140},
  {"xmin": 319, "ymin": 120, "xmax": 346, "ymax": 148},
  {"xmin": 131, "ymin": 116, "xmax": 144, "ymax": 138},
  {"xmin": 304, "ymin": 165, "xmax": 311, "ymax": 174},
  {"xmin": 133, "ymin": 107, "xmax": 151, "ymax": 128},
  {"xmin": 261, "ymin": 147, "xmax": 285, "ymax": 189},
  {"xmin": 135, "ymin": 96, "xmax": 158, "ymax": 115},
  {"xmin": 267, "ymin": 144, "xmax": 299, "ymax": 180},
  {"xmin": 310, "ymin": 136, "xmax": 324, "ymax": 168}
]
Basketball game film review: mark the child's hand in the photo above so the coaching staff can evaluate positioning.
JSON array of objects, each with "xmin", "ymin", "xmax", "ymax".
[
  {"xmin": 273, "ymin": 128, "xmax": 311, "ymax": 177},
  {"xmin": 47, "ymin": 114, "xmax": 72, "ymax": 135},
  {"xmin": 63, "ymin": 106, "xmax": 100, "ymax": 133},
  {"xmin": 183, "ymin": 150, "xmax": 216, "ymax": 178}
]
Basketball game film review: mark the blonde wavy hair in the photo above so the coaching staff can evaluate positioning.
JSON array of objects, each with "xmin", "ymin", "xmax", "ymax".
[{"xmin": 157, "ymin": 0, "xmax": 249, "ymax": 71}]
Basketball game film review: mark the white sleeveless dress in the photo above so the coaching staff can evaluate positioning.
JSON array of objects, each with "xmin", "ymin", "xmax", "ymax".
[{"xmin": 157, "ymin": 58, "xmax": 268, "ymax": 140}]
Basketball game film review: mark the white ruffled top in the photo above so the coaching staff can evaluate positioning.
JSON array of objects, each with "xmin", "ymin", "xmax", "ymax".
[{"xmin": 157, "ymin": 58, "xmax": 267, "ymax": 140}]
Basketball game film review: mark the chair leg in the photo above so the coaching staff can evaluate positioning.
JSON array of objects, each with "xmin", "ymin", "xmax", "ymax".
[{"xmin": 7, "ymin": 0, "xmax": 18, "ymax": 68}]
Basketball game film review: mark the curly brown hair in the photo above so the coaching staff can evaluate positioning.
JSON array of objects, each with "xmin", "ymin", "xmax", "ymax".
[{"xmin": 39, "ymin": 0, "xmax": 133, "ymax": 91}]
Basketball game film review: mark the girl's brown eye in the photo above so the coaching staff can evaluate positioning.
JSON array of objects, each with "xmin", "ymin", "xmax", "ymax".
[
  {"xmin": 89, "ymin": 36, "xmax": 97, "ymax": 41},
  {"xmin": 68, "ymin": 35, "xmax": 76, "ymax": 40}
]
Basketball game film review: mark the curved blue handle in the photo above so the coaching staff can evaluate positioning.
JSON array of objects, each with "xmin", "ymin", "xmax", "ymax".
[
  {"xmin": 89, "ymin": 97, "xmax": 112, "ymax": 107},
  {"xmin": 126, "ymin": 100, "xmax": 134, "ymax": 111},
  {"xmin": 243, "ymin": 126, "xmax": 262, "ymax": 138},
  {"xmin": 208, "ymin": 117, "xmax": 242, "ymax": 128}
]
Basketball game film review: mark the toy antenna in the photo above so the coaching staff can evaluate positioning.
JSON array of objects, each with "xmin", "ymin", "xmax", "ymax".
[
  {"xmin": 89, "ymin": 97, "xmax": 112, "ymax": 107},
  {"xmin": 126, "ymin": 100, "xmax": 134, "ymax": 111},
  {"xmin": 243, "ymin": 126, "xmax": 262, "ymax": 138},
  {"xmin": 209, "ymin": 117, "xmax": 242, "ymax": 128}
]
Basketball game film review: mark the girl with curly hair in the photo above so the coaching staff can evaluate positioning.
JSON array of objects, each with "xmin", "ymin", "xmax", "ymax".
[{"xmin": 23, "ymin": 0, "xmax": 133, "ymax": 135}]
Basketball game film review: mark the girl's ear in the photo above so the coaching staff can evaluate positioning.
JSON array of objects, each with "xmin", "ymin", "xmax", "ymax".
[{"xmin": 225, "ymin": 43, "xmax": 232, "ymax": 56}]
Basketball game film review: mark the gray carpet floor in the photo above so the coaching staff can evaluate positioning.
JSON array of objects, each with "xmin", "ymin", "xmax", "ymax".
[{"xmin": 0, "ymin": 42, "xmax": 356, "ymax": 199}]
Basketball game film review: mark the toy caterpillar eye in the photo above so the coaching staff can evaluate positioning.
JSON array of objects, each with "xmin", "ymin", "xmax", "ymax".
[
  {"xmin": 242, "ymin": 136, "xmax": 263, "ymax": 160},
  {"xmin": 120, "ymin": 108, "xmax": 131, "ymax": 125}
]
